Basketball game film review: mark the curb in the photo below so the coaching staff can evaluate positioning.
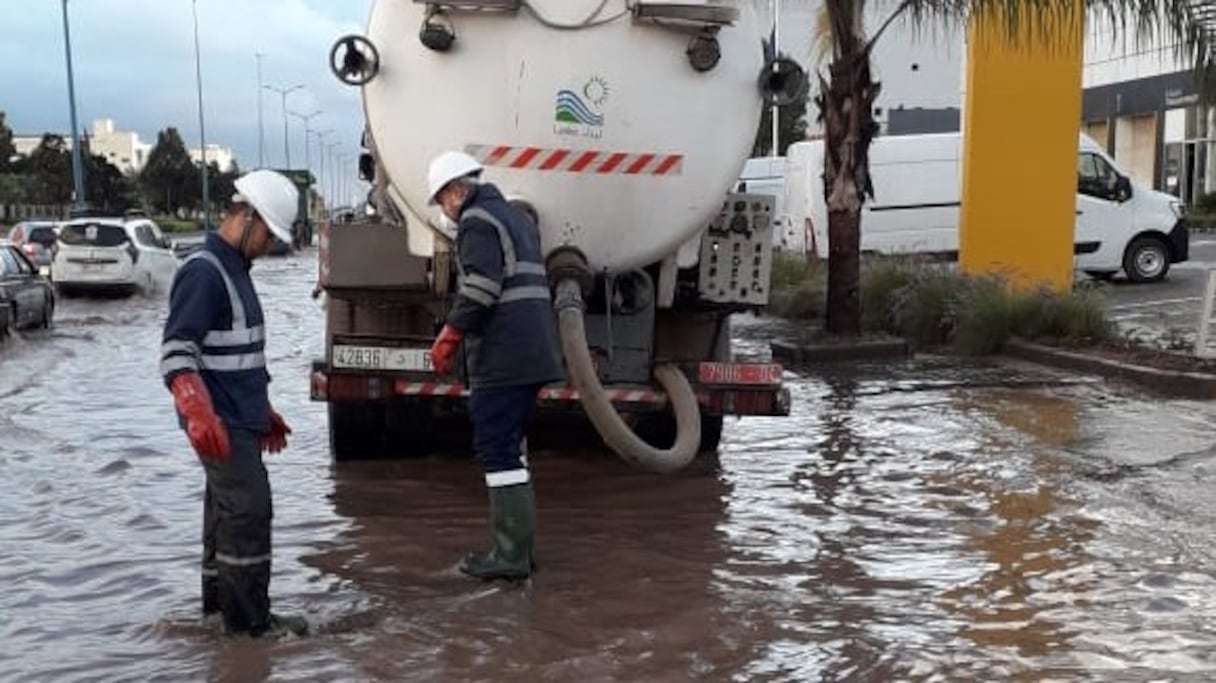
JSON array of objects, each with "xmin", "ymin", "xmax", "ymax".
[
  {"xmin": 772, "ymin": 338, "xmax": 911, "ymax": 364},
  {"xmin": 1005, "ymin": 340, "xmax": 1216, "ymax": 400}
]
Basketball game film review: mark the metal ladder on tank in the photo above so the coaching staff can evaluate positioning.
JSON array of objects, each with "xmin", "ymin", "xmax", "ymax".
[{"xmin": 1195, "ymin": 268, "xmax": 1216, "ymax": 358}]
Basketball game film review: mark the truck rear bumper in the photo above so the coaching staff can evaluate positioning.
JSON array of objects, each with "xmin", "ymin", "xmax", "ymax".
[{"xmin": 310, "ymin": 361, "xmax": 792, "ymax": 417}]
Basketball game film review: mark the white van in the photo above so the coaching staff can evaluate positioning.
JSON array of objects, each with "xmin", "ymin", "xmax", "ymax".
[{"xmin": 781, "ymin": 132, "xmax": 1189, "ymax": 282}]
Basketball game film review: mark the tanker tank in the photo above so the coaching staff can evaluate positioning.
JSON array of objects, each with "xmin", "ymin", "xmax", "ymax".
[{"xmin": 360, "ymin": 0, "xmax": 766, "ymax": 273}]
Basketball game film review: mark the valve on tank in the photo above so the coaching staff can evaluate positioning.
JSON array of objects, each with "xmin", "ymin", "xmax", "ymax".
[
  {"xmin": 330, "ymin": 35, "xmax": 380, "ymax": 86},
  {"xmin": 758, "ymin": 56, "xmax": 806, "ymax": 107},
  {"xmin": 686, "ymin": 31, "xmax": 721, "ymax": 72},
  {"xmin": 419, "ymin": 8, "xmax": 457, "ymax": 51}
]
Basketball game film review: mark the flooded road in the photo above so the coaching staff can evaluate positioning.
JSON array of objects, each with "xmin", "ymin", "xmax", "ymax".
[{"xmin": 5, "ymin": 251, "xmax": 1216, "ymax": 681}]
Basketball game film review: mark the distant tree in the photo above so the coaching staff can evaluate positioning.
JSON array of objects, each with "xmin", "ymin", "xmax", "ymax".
[
  {"xmin": 0, "ymin": 173, "xmax": 29, "ymax": 205},
  {"xmin": 141, "ymin": 127, "xmax": 196, "ymax": 214},
  {"xmin": 84, "ymin": 154, "xmax": 138, "ymax": 213},
  {"xmin": 23, "ymin": 134, "xmax": 73, "ymax": 205},
  {"xmin": 207, "ymin": 160, "xmax": 240, "ymax": 212},
  {"xmin": 0, "ymin": 112, "xmax": 15, "ymax": 173}
]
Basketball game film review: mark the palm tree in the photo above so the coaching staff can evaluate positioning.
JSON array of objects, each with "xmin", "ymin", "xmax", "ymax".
[{"xmin": 812, "ymin": 0, "xmax": 1213, "ymax": 335}]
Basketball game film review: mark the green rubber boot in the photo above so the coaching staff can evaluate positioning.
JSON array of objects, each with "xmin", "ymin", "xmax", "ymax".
[{"xmin": 460, "ymin": 482, "xmax": 535, "ymax": 580}]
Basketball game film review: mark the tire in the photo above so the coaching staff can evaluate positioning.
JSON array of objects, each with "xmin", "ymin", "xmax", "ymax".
[
  {"xmin": 1123, "ymin": 236, "xmax": 1171, "ymax": 283},
  {"xmin": 328, "ymin": 401, "xmax": 387, "ymax": 461},
  {"xmin": 40, "ymin": 299, "xmax": 53, "ymax": 329}
]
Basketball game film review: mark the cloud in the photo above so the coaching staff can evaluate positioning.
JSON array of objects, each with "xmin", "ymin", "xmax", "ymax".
[{"xmin": 0, "ymin": 0, "xmax": 369, "ymax": 181}]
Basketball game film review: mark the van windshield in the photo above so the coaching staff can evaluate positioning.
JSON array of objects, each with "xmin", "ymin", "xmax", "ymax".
[{"xmin": 58, "ymin": 223, "xmax": 128, "ymax": 247}]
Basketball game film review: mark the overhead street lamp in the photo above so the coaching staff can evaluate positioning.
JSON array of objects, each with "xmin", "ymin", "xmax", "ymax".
[
  {"xmin": 264, "ymin": 83, "xmax": 303, "ymax": 167},
  {"xmin": 59, "ymin": 0, "xmax": 86, "ymax": 212}
]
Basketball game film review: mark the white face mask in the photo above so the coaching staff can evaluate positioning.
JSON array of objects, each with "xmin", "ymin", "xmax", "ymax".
[{"xmin": 434, "ymin": 211, "xmax": 457, "ymax": 238}]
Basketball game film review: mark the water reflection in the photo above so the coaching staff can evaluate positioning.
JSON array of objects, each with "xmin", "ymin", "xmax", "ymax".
[
  {"xmin": 8, "ymin": 255, "xmax": 1216, "ymax": 680},
  {"xmin": 295, "ymin": 453, "xmax": 736, "ymax": 680}
]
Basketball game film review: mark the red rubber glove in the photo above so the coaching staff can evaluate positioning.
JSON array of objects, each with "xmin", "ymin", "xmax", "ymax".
[
  {"xmin": 262, "ymin": 407, "xmax": 292, "ymax": 454},
  {"xmin": 430, "ymin": 324, "xmax": 464, "ymax": 376},
  {"xmin": 170, "ymin": 372, "xmax": 230, "ymax": 462}
]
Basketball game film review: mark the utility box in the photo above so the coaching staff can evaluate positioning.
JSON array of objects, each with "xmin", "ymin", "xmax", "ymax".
[{"xmin": 322, "ymin": 221, "xmax": 430, "ymax": 290}]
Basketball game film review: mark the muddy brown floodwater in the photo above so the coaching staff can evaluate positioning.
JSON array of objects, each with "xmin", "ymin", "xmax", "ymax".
[{"xmin": 5, "ymin": 251, "xmax": 1216, "ymax": 682}]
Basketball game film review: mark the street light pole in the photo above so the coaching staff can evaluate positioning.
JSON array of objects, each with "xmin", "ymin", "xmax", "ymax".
[
  {"xmin": 264, "ymin": 83, "xmax": 303, "ymax": 168},
  {"xmin": 327, "ymin": 143, "xmax": 339, "ymax": 209},
  {"xmin": 288, "ymin": 109, "xmax": 322, "ymax": 179},
  {"xmin": 255, "ymin": 52, "xmax": 265, "ymax": 169},
  {"xmin": 59, "ymin": 0, "xmax": 86, "ymax": 212},
  {"xmin": 313, "ymin": 129, "xmax": 332, "ymax": 213},
  {"xmin": 191, "ymin": 0, "xmax": 211, "ymax": 231},
  {"xmin": 771, "ymin": 0, "xmax": 779, "ymax": 157}
]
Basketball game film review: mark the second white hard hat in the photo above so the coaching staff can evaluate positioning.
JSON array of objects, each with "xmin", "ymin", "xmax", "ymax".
[
  {"xmin": 233, "ymin": 169, "xmax": 299, "ymax": 243},
  {"xmin": 427, "ymin": 151, "xmax": 483, "ymax": 205}
]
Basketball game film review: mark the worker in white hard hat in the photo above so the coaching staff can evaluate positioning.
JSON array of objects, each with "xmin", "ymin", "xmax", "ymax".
[
  {"xmin": 425, "ymin": 150, "xmax": 564, "ymax": 581},
  {"xmin": 159, "ymin": 169, "xmax": 308, "ymax": 638}
]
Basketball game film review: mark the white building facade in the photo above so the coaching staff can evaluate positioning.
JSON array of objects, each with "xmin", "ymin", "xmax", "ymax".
[
  {"xmin": 1081, "ymin": 20, "xmax": 1215, "ymax": 205},
  {"xmin": 13, "ymin": 118, "xmax": 238, "ymax": 175},
  {"xmin": 189, "ymin": 144, "xmax": 236, "ymax": 172}
]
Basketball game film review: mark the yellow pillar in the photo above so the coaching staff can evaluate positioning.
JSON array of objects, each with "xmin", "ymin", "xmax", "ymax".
[{"xmin": 959, "ymin": 4, "xmax": 1085, "ymax": 292}]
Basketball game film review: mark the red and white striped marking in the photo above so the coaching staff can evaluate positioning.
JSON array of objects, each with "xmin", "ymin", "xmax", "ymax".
[
  {"xmin": 538, "ymin": 387, "xmax": 668, "ymax": 404},
  {"xmin": 392, "ymin": 381, "xmax": 670, "ymax": 404},
  {"xmin": 394, "ymin": 382, "xmax": 467, "ymax": 398},
  {"xmin": 465, "ymin": 144, "xmax": 683, "ymax": 176}
]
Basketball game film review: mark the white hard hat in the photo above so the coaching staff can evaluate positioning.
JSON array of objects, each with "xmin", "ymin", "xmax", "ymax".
[
  {"xmin": 233, "ymin": 169, "xmax": 299, "ymax": 243},
  {"xmin": 427, "ymin": 151, "xmax": 483, "ymax": 205}
]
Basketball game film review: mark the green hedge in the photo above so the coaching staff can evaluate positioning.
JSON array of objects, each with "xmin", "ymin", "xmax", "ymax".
[
  {"xmin": 154, "ymin": 217, "xmax": 203, "ymax": 233},
  {"xmin": 769, "ymin": 253, "xmax": 1112, "ymax": 355}
]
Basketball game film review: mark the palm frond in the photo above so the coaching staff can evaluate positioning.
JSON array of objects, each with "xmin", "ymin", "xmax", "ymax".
[
  {"xmin": 812, "ymin": 5, "xmax": 838, "ymax": 65},
  {"xmin": 877, "ymin": 0, "xmax": 1213, "ymax": 80}
]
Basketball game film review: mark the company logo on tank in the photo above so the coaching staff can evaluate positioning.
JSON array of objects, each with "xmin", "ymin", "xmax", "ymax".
[{"xmin": 555, "ymin": 76, "xmax": 609, "ymax": 139}]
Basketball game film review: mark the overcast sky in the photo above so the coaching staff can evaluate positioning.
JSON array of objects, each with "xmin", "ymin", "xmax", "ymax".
[{"xmin": 0, "ymin": 0, "xmax": 368, "ymax": 179}]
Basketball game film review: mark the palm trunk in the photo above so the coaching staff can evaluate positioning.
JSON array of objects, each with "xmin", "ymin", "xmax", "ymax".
[{"xmin": 818, "ymin": 50, "xmax": 879, "ymax": 336}]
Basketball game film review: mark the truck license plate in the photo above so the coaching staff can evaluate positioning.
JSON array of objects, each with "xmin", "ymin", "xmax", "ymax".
[
  {"xmin": 332, "ymin": 345, "xmax": 433, "ymax": 372},
  {"xmin": 698, "ymin": 362, "xmax": 782, "ymax": 386}
]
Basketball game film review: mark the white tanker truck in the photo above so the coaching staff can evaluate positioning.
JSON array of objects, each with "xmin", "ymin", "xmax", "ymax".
[{"xmin": 312, "ymin": 0, "xmax": 804, "ymax": 471}]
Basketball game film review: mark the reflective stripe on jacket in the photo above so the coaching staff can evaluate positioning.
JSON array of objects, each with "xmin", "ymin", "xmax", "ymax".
[
  {"xmin": 446, "ymin": 184, "xmax": 564, "ymax": 390},
  {"xmin": 160, "ymin": 233, "xmax": 271, "ymax": 431}
]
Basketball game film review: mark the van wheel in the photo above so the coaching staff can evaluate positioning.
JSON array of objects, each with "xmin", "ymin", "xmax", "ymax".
[{"xmin": 1123, "ymin": 237, "xmax": 1170, "ymax": 283}]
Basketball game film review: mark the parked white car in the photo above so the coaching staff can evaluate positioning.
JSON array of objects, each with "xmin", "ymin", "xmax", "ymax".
[{"xmin": 51, "ymin": 216, "xmax": 178, "ymax": 296}]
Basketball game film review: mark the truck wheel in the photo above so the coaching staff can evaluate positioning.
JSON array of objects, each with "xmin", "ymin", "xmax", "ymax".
[
  {"xmin": 1123, "ymin": 236, "xmax": 1170, "ymax": 283},
  {"xmin": 382, "ymin": 399, "xmax": 439, "ymax": 457},
  {"xmin": 633, "ymin": 413, "xmax": 724, "ymax": 454},
  {"xmin": 329, "ymin": 402, "xmax": 386, "ymax": 461}
]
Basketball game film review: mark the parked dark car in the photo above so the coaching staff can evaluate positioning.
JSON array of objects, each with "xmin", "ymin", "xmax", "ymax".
[
  {"xmin": 0, "ymin": 244, "xmax": 55, "ymax": 335},
  {"xmin": 8, "ymin": 221, "xmax": 59, "ymax": 271}
]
